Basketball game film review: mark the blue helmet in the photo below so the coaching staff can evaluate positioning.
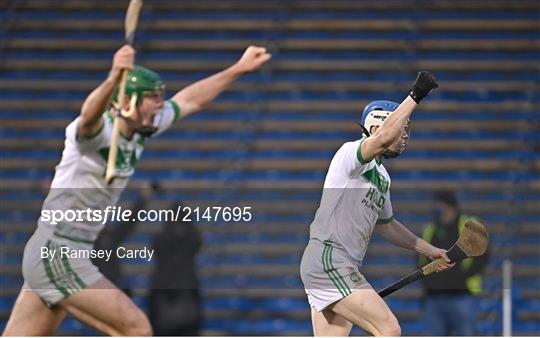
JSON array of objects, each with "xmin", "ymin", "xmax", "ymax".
[
  {"xmin": 361, "ymin": 100, "xmax": 399, "ymax": 128},
  {"xmin": 359, "ymin": 100, "xmax": 409, "ymax": 159}
]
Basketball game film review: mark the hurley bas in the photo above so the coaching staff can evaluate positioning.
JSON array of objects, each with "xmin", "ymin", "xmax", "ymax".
[{"xmin": 41, "ymin": 246, "xmax": 154, "ymax": 262}]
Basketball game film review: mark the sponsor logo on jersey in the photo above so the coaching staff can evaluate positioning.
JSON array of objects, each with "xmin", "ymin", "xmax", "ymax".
[
  {"xmin": 361, "ymin": 187, "xmax": 386, "ymax": 215},
  {"xmin": 362, "ymin": 167, "xmax": 389, "ymax": 193},
  {"xmin": 98, "ymin": 138, "xmax": 145, "ymax": 177}
]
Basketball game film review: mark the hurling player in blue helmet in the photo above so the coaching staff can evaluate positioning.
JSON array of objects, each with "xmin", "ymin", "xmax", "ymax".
[
  {"xmin": 300, "ymin": 71, "xmax": 451, "ymax": 336},
  {"xmin": 359, "ymin": 100, "xmax": 405, "ymax": 158}
]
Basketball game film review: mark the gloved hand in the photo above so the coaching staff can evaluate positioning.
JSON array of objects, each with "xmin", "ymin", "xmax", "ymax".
[{"xmin": 409, "ymin": 71, "xmax": 438, "ymax": 103}]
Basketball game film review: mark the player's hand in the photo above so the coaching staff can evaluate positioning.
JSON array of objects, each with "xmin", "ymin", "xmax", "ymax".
[
  {"xmin": 409, "ymin": 71, "xmax": 438, "ymax": 103},
  {"xmin": 233, "ymin": 46, "xmax": 272, "ymax": 73},
  {"xmin": 110, "ymin": 44, "xmax": 135, "ymax": 81},
  {"xmin": 428, "ymin": 247, "xmax": 455, "ymax": 272}
]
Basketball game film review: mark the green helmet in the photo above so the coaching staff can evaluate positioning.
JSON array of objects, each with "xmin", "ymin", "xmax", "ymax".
[{"xmin": 113, "ymin": 65, "xmax": 165, "ymax": 106}]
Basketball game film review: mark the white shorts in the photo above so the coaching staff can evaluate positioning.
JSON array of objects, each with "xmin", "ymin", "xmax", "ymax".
[
  {"xmin": 22, "ymin": 228, "xmax": 103, "ymax": 306},
  {"xmin": 300, "ymin": 239, "xmax": 371, "ymax": 312}
]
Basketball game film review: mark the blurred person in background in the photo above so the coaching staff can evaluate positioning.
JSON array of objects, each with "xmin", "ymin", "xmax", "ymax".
[
  {"xmin": 419, "ymin": 189, "xmax": 490, "ymax": 336},
  {"xmin": 149, "ymin": 205, "xmax": 202, "ymax": 336}
]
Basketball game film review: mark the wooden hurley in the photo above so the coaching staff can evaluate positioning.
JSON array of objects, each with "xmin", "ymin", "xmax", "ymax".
[
  {"xmin": 105, "ymin": 0, "xmax": 143, "ymax": 184},
  {"xmin": 378, "ymin": 219, "xmax": 489, "ymax": 298}
]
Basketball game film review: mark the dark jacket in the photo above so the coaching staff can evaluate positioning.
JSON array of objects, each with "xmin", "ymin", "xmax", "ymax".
[{"xmin": 419, "ymin": 214, "xmax": 490, "ymax": 295}]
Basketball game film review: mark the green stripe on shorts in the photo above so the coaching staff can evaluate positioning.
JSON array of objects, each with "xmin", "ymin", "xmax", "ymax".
[
  {"xmin": 324, "ymin": 246, "xmax": 345, "ymax": 297},
  {"xmin": 50, "ymin": 242, "xmax": 79, "ymax": 294},
  {"xmin": 322, "ymin": 242, "xmax": 352, "ymax": 297},
  {"xmin": 322, "ymin": 245, "xmax": 345, "ymax": 296},
  {"xmin": 56, "ymin": 242, "xmax": 86, "ymax": 291},
  {"xmin": 50, "ymin": 242, "xmax": 77, "ymax": 293},
  {"xmin": 328, "ymin": 245, "xmax": 352, "ymax": 296},
  {"xmin": 324, "ymin": 245, "xmax": 351, "ymax": 297},
  {"xmin": 61, "ymin": 254, "xmax": 86, "ymax": 289},
  {"xmin": 42, "ymin": 241, "xmax": 87, "ymax": 297},
  {"xmin": 42, "ymin": 241, "xmax": 70, "ymax": 297}
]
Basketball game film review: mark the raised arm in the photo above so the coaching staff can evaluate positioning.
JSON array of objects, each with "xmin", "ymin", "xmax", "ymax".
[
  {"xmin": 77, "ymin": 45, "xmax": 135, "ymax": 139},
  {"xmin": 172, "ymin": 46, "xmax": 271, "ymax": 118},
  {"xmin": 360, "ymin": 71, "xmax": 438, "ymax": 162}
]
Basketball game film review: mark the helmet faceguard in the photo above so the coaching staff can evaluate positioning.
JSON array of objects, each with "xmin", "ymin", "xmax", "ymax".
[
  {"xmin": 359, "ymin": 100, "xmax": 410, "ymax": 158},
  {"xmin": 112, "ymin": 65, "xmax": 165, "ymax": 137},
  {"xmin": 381, "ymin": 123, "xmax": 411, "ymax": 158}
]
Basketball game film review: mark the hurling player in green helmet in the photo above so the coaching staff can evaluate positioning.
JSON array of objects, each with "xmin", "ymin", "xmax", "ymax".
[
  {"xmin": 4, "ymin": 44, "xmax": 271, "ymax": 336},
  {"xmin": 110, "ymin": 65, "xmax": 166, "ymax": 137}
]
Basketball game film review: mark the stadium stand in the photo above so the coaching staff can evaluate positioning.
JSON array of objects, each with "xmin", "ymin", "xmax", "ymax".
[{"xmin": 0, "ymin": 0, "xmax": 538, "ymax": 335}]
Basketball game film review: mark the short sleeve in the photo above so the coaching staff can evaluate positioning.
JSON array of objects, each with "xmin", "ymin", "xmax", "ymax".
[
  {"xmin": 152, "ymin": 100, "xmax": 181, "ymax": 137},
  {"xmin": 333, "ymin": 139, "xmax": 370, "ymax": 177},
  {"xmin": 376, "ymin": 195, "xmax": 394, "ymax": 224},
  {"xmin": 65, "ymin": 116, "xmax": 109, "ymax": 153}
]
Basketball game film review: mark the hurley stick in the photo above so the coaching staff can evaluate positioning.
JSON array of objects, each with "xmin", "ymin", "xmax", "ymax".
[
  {"xmin": 105, "ymin": 0, "xmax": 143, "ymax": 184},
  {"xmin": 378, "ymin": 219, "xmax": 489, "ymax": 298}
]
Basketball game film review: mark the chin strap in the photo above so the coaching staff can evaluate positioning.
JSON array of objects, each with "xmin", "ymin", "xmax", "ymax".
[
  {"xmin": 120, "ymin": 114, "xmax": 158, "ymax": 138},
  {"xmin": 133, "ymin": 125, "xmax": 158, "ymax": 137},
  {"xmin": 354, "ymin": 121, "xmax": 371, "ymax": 138},
  {"xmin": 382, "ymin": 149, "xmax": 401, "ymax": 159}
]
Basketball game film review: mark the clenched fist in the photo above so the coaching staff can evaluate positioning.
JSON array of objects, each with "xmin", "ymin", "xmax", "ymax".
[
  {"xmin": 110, "ymin": 44, "xmax": 135, "ymax": 80},
  {"xmin": 427, "ymin": 247, "xmax": 455, "ymax": 272},
  {"xmin": 409, "ymin": 71, "xmax": 438, "ymax": 103},
  {"xmin": 233, "ymin": 45, "xmax": 272, "ymax": 73}
]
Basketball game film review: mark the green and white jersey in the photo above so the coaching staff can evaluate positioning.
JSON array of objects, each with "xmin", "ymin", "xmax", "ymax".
[
  {"xmin": 309, "ymin": 138, "xmax": 394, "ymax": 265},
  {"xmin": 37, "ymin": 100, "xmax": 180, "ymax": 244}
]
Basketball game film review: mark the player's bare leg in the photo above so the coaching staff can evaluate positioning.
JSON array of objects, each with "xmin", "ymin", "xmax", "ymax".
[
  {"xmin": 311, "ymin": 306, "xmax": 353, "ymax": 336},
  {"xmin": 3, "ymin": 289, "xmax": 66, "ymax": 336},
  {"xmin": 328, "ymin": 288, "xmax": 401, "ymax": 336},
  {"xmin": 60, "ymin": 277, "xmax": 152, "ymax": 336}
]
